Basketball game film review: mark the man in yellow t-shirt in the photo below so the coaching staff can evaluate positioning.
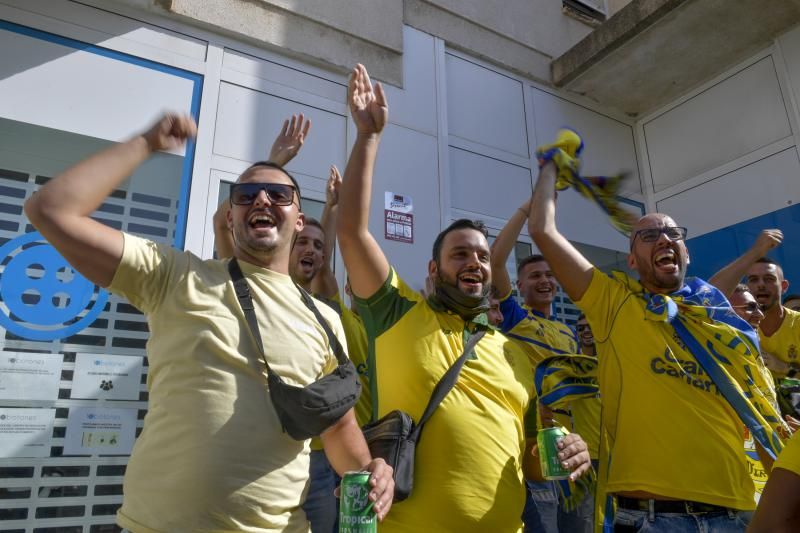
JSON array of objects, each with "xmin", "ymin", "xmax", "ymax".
[
  {"xmin": 25, "ymin": 113, "xmax": 394, "ymax": 532},
  {"xmin": 490, "ymin": 201, "xmax": 599, "ymax": 533},
  {"xmin": 527, "ymin": 137, "xmax": 765, "ymax": 531},
  {"xmin": 708, "ymin": 229, "xmax": 800, "ymax": 379},
  {"xmin": 748, "ymin": 431, "xmax": 800, "ymax": 531},
  {"xmin": 337, "ymin": 64, "xmax": 593, "ymax": 532}
]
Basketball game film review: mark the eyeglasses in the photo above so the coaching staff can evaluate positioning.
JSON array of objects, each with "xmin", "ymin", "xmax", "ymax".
[
  {"xmin": 576, "ymin": 324, "xmax": 590, "ymax": 332},
  {"xmin": 631, "ymin": 226, "xmax": 688, "ymax": 244},
  {"xmin": 733, "ymin": 302, "xmax": 762, "ymax": 313},
  {"xmin": 230, "ymin": 183, "xmax": 296, "ymax": 206}
]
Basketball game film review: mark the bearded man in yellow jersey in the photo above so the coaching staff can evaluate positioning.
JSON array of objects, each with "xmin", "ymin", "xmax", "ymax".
[
  {"xmin": 337, "ymin": 63, "xmax": 593, "ymax": 533},
  {"xmin": 528, "ymin": 136, "xmax": 775, "ymax": 532},
  {"xmin": 710, "ymin": 229, "xmax": 800, "ymax": 379},
  {"xmin": 490, "ymin": 202, "xmax": 598, "ymax": 533}
]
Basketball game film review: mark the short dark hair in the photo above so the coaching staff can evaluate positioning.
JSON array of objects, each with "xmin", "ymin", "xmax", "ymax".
[
  {"xmin": 577, "ymin": 312, "xmax": 587, "ymax": 322},
  {"xmin": 517, "ymin": 254, "xmax": 546, "ymax": 277},
  {"xmin": 784, "ymin": 293, "xmax": 800, "ymax": 303},
  {"xmin": 733, "ymin": 283, "xmax": 750, "ymax": 295},
  {"xmin": 239, "ymin": 161, "xmax": 302, "ymax": 209},
  {"xmin": 431, "ymin": 219, "xmax": 488, "ymax": 263},
  {"xmin": 754, "ymin": 257, "xmax": 784, "ymax": 279},
  {"xmin": 291, "ymin": 217, "xmax": 323, "ymax": 249}
]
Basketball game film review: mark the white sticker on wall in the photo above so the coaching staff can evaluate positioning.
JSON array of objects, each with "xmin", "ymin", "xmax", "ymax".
[
  {"xmin": 72, "ymin": 354, "xmax": 143, "ymax": 400},
  {"xmin": 384, "ymin": 192, "xmax": 414, "ymax": 244},
  {"xmin": 0, "ymin": 352, "xmax": 62, "ymax": 401},
  {"xmin": 0, "ymin": 408, "xmax": 55, "ymax": 458},
  {"xmin": 64, "ymin": 407, "xmax": 137, "ymax": 456}
]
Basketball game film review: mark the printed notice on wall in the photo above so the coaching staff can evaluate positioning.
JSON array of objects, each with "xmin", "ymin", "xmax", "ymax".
[
  {"xmin": 0, "ymin": 408, "xmax": 55, "ymax": 458},
  {"xmin": 384, "ymin": 192, "xmax": 413, "ymax": 244},
  {"xmin": 64, "ymin": 407, "xmax": 137, "ymax": 456},
  {"xmin": 72, "ymin": 353, "xmax": 143, "ymax": 400},
  {"xmin": 0, "ymin": 352, "xmax": 62, "ymax": 402}
]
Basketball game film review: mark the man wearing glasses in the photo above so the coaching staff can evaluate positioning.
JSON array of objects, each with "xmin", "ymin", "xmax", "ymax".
[
  {"xmin": 527, "ymin": 136, "xmax": 774, "ymax": 531},
  {"xmin": 24, "ymin": 113, "xmax": 394, "ymax": 532}
]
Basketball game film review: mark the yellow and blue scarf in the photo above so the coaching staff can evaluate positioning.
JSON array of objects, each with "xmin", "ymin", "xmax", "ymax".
[
  {"xmin": 535, "ymin": 354, "xmax": 599, "ymax": 511},
  {"xmin": 537, "ymin": 131, "xmax": 636, "ymax": 236},
  {"xmin": 596, "ymin": 272, "xmax": 788, "ymax": 532}
]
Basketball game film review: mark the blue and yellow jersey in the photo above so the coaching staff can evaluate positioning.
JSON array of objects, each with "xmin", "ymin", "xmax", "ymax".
[
  {"xmin": 355, "ymin": 269, "xmax": 534, "ymax": 532},
  {"xmin": 576, "ymin": 268, "xmax": 755, "ymax": 510}
]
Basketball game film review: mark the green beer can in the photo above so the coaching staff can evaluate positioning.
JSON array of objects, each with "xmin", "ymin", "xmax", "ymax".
[
  {"xmin": 339, "ymin": 471, "xmax": 377, "ymax": 533},
  {"xmin": 537, "ymin": 427, "xmax": 571, "ymax": 480}
]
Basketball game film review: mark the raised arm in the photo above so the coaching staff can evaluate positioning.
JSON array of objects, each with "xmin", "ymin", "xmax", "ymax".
[
  {"xmin": 337, "ymin": 64, "xmax": 390, "ymax": 299},
  {"xmin": 24, "ymin": 114, "xmax": 196, "ymax": 287},
  {"xmin": 490, "ymin": 199, "xmax": 531, "ymax": 298},
  {"xmin": 709, "ymin": 229, "xmax": 783, "ymax": 298},
  {"xmin": 528, "ymin": 161, "xmax": 594, "ymax": 301},
  {"xmin": 268, "ymin": 113, "xmax": 311, "ymax": 167},
  {"xmin": 311, "ymin": 165, "xmax": 342, "ymax": 298}
]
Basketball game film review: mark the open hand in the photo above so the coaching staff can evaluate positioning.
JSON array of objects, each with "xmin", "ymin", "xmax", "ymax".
[
  {"xmin": 269, "ymin": 114, "xmax": 311, "ymax": 167},
  {"xmin": 326, "ymin": 165, "xmax": 342, "ymax": 207},
  {"xmin": 348, "ymin": 64, "xmax": 388, "ymax": 135}
]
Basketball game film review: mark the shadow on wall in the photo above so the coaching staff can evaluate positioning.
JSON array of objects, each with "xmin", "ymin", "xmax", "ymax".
[{"xmin": 686, "ymin": 203, "xmax": 800, "ymax": 287}]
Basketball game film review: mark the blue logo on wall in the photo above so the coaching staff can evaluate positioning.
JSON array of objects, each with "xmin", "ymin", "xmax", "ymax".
[{"xmin": 0, "ymin": 232, "xmax": 108, "ymax": 341}]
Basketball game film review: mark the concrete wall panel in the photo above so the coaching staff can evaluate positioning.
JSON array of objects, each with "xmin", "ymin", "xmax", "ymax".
[
  {"xmin": 644, "ymin": 56, "xmax": 792, "ymax": 192},
  {"xmin": 213, "ymin": 82, "xmax": 347, "ymax": 181},
  {"xmin": 446, "ymin": 54, "xmax": 528, "ymax": 158},
  {"xmin": 656, "ymin": 148, "xmax": 800, "ymax": 238}
]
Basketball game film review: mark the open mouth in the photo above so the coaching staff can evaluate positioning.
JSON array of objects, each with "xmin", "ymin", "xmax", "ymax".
[
  {"xmin": 458, "ymin": 271, "xmax": 483, "ymax": 290},
  {"xmin": 654, "ymin": 249, "xmax": 678, "ymax": 273},
  {"xmin": 299, "ymin": 257, "xmax": 315, "ymax": 271},
  {"xmin": 754, "ymin": 291, "xmax": 770, "ymax": 303},
  {"xmin": 248, "ymin": 212, "xmax": 276, "ymax": 231}
]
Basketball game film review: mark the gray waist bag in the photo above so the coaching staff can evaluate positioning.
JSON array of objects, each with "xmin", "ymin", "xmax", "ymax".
[
  {"xmin": 228, "ymin": 258, "xmax": 360, "ymax": 441},
  {"xmin": 361, "ymin": 329, "xmax": 485, "ymax": 501}
]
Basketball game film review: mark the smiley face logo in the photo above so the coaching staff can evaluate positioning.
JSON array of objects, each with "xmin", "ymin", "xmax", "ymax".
[{"xmin": 0, "ymin": 232, "xmax": 108, "ymax": 341}]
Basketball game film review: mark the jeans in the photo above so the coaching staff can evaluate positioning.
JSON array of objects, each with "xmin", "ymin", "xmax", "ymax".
[
  {"xmin": 613, "ymin": 507, "xmax": 753, "ymax": 532},
  {"xmin": 523, "ymin": 479, "xmax": 594, "ymax": 533},
  {"xmin": 302, "ymin": 450, "xmax": 340, "ymax": 533}
]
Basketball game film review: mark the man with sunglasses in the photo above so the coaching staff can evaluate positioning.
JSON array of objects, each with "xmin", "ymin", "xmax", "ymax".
[
  {"xmin": 527, "ymin": 133, "xmax": 775, "ymax": 531},
  {"xmin": 24, "ymin": 113, "xmax": 394, "ymax": 532},
  {"xmin": 710, "ymin": 230, "xmax": 800, "ymax": 380},
  {"xmin": 575, "ymin": 314, "xmax": 595, "ymax": 357},
  {"xmin": 490, "ymin": 201, "xmax": 597, "ymax": 533}
]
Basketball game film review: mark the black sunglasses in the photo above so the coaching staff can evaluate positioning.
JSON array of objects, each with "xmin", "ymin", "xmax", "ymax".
[
  {"xmin": 576, "ymin": 324, "xmax": 590, "ymax": 332},
  {"xmin": 631, "ymin": 226, "xmax": 688, "ymax": 244},
  {"xmin": 230, "ymin": 182, "xmax": 296, "ymax": 206},
  {"xmin": 733, "ymin": 302, "xmax": 761, "ymax": 313}
]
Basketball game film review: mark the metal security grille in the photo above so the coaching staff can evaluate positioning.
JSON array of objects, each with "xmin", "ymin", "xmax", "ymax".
[{"xmin": 0, "ymin": 167, "xmax": 178, "ymax": 532}]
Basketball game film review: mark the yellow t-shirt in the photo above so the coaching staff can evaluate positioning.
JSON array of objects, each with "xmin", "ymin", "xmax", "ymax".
[
  {"xmin": 576, "ymin": 268, "xmax": 755, "ymax": 510},
  {"xmin": 498, "ymin": 293, "xmax": 602, "ymax": 459},
  {"xmin": 109, "ymin": 234, "xmax": 345, "ymax": 533},
  {"xmin": 329, "ymin": 293, "xmax": 371, "ymax": 427},
  {"xmin": 760, "ymin": 307, "xmax": 800, "ymax": 366},
  {"xmin": 775, "ymin": 430, "xmax": 800, "ymax": 476},
  {"xmin": 356, "ymin": 269, "xmax": 534, "ymax": 532},
  {"xmin": 745, "ymin": 357, "xmax": 781, "ymax": 502}
]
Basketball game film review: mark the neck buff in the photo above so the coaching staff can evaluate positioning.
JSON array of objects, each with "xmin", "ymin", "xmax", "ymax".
[{"xmin": 427, "ymin": 277, "xmax": 490, "ymax": 320}]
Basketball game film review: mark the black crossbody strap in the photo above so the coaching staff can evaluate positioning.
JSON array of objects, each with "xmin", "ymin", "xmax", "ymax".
[
  {"xmin": 410, "ymin": 329, "xmax": 486, "ymax": 439},
  {"xmin": 293, "ymin": 283, "xmax": 348, "ymax": 365},
  {"xmin": 227, "ymin": 258, "xmax": 347, "ymax": 372}
]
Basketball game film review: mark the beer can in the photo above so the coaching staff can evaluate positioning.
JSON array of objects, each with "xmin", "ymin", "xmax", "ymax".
[
  {"xmin": 537, "ymin": 427, "xmax": 571, "ymax": 480},
  {"xmin": 339, "ymin": 471, "xmax": 377, "ymax": 533}
]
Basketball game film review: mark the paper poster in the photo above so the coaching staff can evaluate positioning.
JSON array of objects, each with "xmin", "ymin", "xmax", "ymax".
[
  {"xmin": 0, "ymin": 408, "xmax": 55, "ymax": 458},
  {"xmin": 384, "ymin": 192, "xmax": 414, "ymax": 244},
  {"xmin": 72, "ymin": 353, "xmax": 143, "ymax": 400},
  {"xmin": 0, "ymin": 352, "xmax": 62, "ymax": 401},
  {"xmin": 64, "ymin": 407, "xmax": 137, "ymax": 456}
]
